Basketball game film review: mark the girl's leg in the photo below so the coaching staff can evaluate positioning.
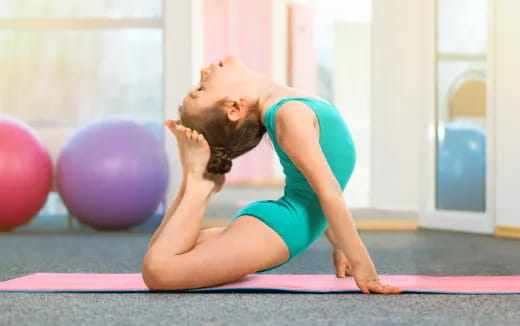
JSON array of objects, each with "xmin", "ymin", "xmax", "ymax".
[
  {"xmin": 148, "ymin": 173, "xmax": 226, "ymax": 249},
  {"xmin": 146, "ymin": 122, "xmax": 225, "ymax": 256},
  {"xmin": 146, "ymin": 174, "xmax": 216, "ymax": 256},
  {"xmin": 147, "ymin": 173, "xmax": 186, "ymax": 249},
  {"xmin": 142, "ymin": 176, "xmax": 289, "ymax": 290},
  {"xmin": 148, "ymin": 120, "xmax": 223, "ymax": 249},
  {"xmin": 142, "ymin": 127, "xmax": 289, "ymax": 290}
]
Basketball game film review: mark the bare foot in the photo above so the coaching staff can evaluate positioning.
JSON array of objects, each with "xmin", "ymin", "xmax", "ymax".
[
  {"xmin": 165, "ymin": 120, "xmax": 226, "ymax": 196},
  {"xmin": 177, "ymin": 124, "xmax": 211, "ymax": 176},
  {"xmin": 165, "ymin": 120, "xmax": 192, "ymax": 172}
]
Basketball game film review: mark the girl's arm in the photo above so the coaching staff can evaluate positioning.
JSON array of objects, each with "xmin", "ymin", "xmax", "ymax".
[
  {"xmin": 275, "ymin": 101, "xmax": 401, "ymax": 294},
  {"xmin": 148, "ymin": 172, "xmax": 187, "ymax": 249},
  {"xmin": 319, "ymin": 196, "xmax": 371, "ymax": 266},
  {"xmin": 324, "ymin": 227, "xmax": 339, "ymax": 247}
]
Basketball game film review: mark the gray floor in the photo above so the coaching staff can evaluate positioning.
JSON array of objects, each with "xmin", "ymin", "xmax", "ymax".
[{"xmin": 1, "ymin": 229, "xmax": 520, "ymax": 326}]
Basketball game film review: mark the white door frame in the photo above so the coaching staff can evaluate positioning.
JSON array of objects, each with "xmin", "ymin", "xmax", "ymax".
[{"xmin": 419, "ymin": 0, "xmax": 496, "ymax": 234}]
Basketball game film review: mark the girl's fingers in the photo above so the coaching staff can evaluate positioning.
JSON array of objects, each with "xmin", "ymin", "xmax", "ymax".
[
  {"xmin": 366, "ymin": 281, "xmax": 402, "ymax": 294},
  {"xmin": 339, "ymin": 262, "xmax": 349, "ymax": 278}
]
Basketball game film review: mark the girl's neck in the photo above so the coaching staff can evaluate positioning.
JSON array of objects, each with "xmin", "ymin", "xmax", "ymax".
[
  {"xmin": 251, "ymin": 76, "xmax": 298, "ymax": 125},
  {"xmin": 244, "ymin": 72, "xmax": 321, "ymax": 125}
]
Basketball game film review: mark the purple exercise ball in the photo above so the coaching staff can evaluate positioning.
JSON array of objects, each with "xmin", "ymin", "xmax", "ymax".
[{"xmin": 57, "ymin": 118, "xmax": 169, "ymax": 230}]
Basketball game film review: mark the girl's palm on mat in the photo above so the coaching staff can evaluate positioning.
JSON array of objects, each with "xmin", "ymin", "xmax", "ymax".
[{"xmin": 352, "ymin": 259, "xmax": 402, "ymax": 295}]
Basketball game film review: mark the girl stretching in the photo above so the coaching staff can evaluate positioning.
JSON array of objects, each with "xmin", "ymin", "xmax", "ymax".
[{"xmin": 142, "ymin": 55, "xmax": 402, "ymax": 294}]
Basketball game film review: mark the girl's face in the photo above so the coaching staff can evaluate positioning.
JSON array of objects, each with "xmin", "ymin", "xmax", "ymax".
[{"xmin": 181, "ymin": 55, "xmax": 249, "ymax": 117}]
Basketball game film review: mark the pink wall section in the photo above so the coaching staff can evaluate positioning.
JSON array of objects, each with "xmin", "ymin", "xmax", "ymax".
[
  {"xmin": 288, "ymin": 4, "xmax": 318, "ymax": 94},
  {"xmin": 203, "ymin": 0, "xmax": 232, "ymax": 62},
  {"xmin": 203, "ymin": 0, "xmax": 276, "ymax": 184}
]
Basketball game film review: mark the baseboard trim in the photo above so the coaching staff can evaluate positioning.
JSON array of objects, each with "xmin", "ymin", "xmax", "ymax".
[
  {"xmin": 354, "ymin": 219, "xmax": 419, "ymax": 230},
  {"xmin": 495, "ymin": 226, "xmax": 520, "ymax": 239},
  {"xmin": 350, "ymin": 208, "xmax": 419, "ymax": 221}
]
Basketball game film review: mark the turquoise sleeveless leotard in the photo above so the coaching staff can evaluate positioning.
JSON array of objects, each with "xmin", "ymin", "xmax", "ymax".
[{"xmin": 230, "ymin": 97, "xmax": 357, "ymax": 273}]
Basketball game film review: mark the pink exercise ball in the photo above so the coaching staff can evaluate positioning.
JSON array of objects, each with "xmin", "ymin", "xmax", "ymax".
[{"xmin": 0, "ymin": 115, "xmax": 53, "ymax": 230}]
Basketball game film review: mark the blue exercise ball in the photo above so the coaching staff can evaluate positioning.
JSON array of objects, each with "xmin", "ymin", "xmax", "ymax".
[
  {"xmin": 57, "ymin": 118, "xmax": 169, "ymax": 230},
  {"xmin": 437, "ymin": 122, "xmax": 486, "ymax": 212}
]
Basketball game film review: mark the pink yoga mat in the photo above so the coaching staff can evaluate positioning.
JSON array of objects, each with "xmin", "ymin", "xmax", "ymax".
[{"xmin": 1, "ymin": 273, "xmax": 519, "ymax": 294}]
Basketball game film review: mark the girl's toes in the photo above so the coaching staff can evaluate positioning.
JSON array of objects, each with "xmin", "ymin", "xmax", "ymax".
[{"xmin": 188, "ymin": 130, "xmax": 196, "ymax": 140}]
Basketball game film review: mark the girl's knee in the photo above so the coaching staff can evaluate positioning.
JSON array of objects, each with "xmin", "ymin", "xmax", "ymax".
[{"xmin": 141, "ymin": 253, "xmax": 170, "ymax": 290}]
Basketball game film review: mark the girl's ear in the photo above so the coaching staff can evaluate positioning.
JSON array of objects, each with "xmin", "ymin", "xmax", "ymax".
[
  {"xmin": 225, "ymin": 99, "xmax": 242, "ymax": 122},
  {"xmin": 226, "ymin": 98, "xmax": 247, "ymax": 122}
]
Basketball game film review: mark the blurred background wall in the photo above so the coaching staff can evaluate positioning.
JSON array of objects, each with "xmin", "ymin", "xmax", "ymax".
[
  {"xmin": 1, "ymin": 0, "xmax": 520, "ymax": 234},
  {"xmin": 495, "ymin": 0, "xmax": 520, "ymax": 228}
]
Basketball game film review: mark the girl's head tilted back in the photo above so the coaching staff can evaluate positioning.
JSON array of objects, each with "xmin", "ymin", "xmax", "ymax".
[{"xmin": 178, "ymin": 55, "xmax": 267, "ymax": 175}]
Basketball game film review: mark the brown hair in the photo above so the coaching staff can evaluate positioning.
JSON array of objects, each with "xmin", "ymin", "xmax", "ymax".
[{"xmin": 179, "ymin": 99, "xmax": 267, "ymax": 174}]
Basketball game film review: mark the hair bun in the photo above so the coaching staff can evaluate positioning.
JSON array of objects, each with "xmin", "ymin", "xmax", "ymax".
[{"xmin": 207, "ymin": 147, "xmax": 232, "ymax": 174}]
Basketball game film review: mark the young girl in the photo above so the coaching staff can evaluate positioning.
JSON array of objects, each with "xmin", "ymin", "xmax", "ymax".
[{"xmin": 142, "ymin": 55, "xmax": 402, "ymax": 294}]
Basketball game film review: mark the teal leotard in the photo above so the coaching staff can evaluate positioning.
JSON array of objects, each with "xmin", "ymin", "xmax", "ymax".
[{"xmin": 230, "ymin": 97, "xmax": 357, "ymax": 273}]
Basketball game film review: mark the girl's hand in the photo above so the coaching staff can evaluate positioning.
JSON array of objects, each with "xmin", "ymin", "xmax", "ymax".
[
  {"xmin": 332, "ymin": 246, "xmax": 353, "ymax": 278},
  {"xmin": 352, "ymin": 258, "xmax": 402, "ymax": 295}
]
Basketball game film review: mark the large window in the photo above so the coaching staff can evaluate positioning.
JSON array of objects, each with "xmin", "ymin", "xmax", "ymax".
[
  {"xmin": 0, "ymin": 2, "xmax": 164, "ymax": 221},
  {"xmin": 0, "ymin": 30, "xmax": 162, "ymax": 127}
]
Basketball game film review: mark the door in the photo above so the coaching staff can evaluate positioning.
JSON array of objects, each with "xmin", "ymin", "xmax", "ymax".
[{"xmin": 420, "ymin": 0, "xmax": 495, "ymax": 233}]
